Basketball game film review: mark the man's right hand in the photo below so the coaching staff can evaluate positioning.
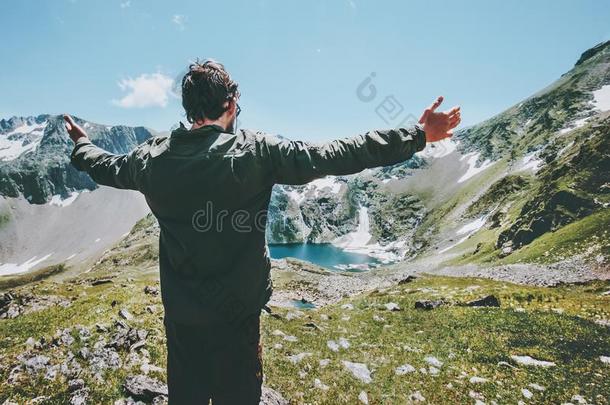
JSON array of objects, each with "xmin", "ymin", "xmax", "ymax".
[
  {"xmin": 418, "ymin": 96, "xmax": 461, "ymax": 143},
  {"xmin": 63, "ymin": 114, "xmax": 89, "ymax": 143}
]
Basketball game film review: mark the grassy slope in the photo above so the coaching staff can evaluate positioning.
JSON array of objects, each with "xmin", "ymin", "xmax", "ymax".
[
  {"xmin": 263, "ymin": 276, "xmax": 610, "ymax": 404},
  {"xmin": 438, "ymin": 120, "xmax": 610, "ymax": 267},
  {"xmin": 447, "ymin": 207, "xmax": 610, "ymax": 267},
  {"xmin": 0, "ymin": 273, "xmax": 608, "ymax": 404}
]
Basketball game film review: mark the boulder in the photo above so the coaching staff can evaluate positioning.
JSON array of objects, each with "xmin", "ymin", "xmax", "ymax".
[
  {"xmin": 119, "ymin": 309, "xmax": 134, "ymax": 321},
  {"xmin": 398, "ymin": 275, "xmax": 417, "ymax": 285},
  {"xmin": 414, "ymin": 300, "xmax": 445, "ymax": 310},
  {"xmin": 69, "ymin": 388, "xmax": 89, "ymax": 405},
  {"xmin": 465, "ymin": 295, "xmax": 500, "ymax": 307},
  {"xmin": 260, "ymin": 386, "xmax": 289, "ymax": 405},
  {"xmin": 91, "ymin": 278, "xmax": 113, "ymax": 286},
  {"xmin": 123, "ymin": 375, "xmax": 168, "ymax": 402},
  {"xmin": 68, "ymin": 378, "xmax": 85, "ymax": 392},
  {"xmin": 144, "ymin": 286, "xmax": 159, "ymax": 296}
]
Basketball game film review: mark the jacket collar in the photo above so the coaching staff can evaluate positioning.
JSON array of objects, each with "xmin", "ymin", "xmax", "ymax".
[{"xmin": 171, "ymin": 122, "xmax": 228, "ymax": 138}]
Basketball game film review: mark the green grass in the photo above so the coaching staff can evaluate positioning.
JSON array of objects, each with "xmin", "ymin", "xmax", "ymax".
[
  {"xmin": 500, "ymin": 208, "xmax": 610, "ymax": 265},
  {"xmin": 0, "ymin": 278, "xmax": 166, "ymax": 403},
  {"xmin": 440, "ymin": 193, "xmax": 531, "ymax": 266},
  {"xmin": 263, "ymin": 276, "xmax": 610, "ymax": 404},
  {"xmin": 444, "ymin": 205, "xmax": 610, "ymax": 267},
  {"xmin": 0, "ymin": 274, "xmax": 608, "ymax": 404}
]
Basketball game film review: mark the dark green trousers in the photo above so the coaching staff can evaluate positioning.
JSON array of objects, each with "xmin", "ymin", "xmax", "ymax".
[{"xmin": 164, "ymin": 312, "xmax": 262, "ymax": 404}]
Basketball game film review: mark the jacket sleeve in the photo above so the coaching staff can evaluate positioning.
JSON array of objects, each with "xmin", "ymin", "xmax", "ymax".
[
  {"xmin": 70, "ymin": 138, "xmax": 146, "ymax": 191},
  {"xmin": 261, "ymin": 125, "xmax": 426, "ymax": 185}
]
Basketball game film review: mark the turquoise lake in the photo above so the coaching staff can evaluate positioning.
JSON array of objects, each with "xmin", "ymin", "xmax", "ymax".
[{"xmin": 268, "ymin": 243, "xmax": 379, "ymax": 271}]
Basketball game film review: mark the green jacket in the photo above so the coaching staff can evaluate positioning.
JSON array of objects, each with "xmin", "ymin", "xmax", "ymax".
[{"xmin": 71, "ymin": 123, "xmax": 426, "ymax": 325}]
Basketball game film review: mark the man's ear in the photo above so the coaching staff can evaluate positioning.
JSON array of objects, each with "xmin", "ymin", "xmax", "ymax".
[{"xmin": 226, "ymin": 98, "xmax": 237, "ymax": 115}]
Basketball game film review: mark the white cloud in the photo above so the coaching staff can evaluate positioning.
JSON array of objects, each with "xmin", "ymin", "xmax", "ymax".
[
  {"xmin": 112, "ymin": 73, "xmax": 175, "ymax": 108},
  {"xmin": 120, "ymin": 0, "xmax": 131, "ymax": 8},
  {"xmin": 172, "ymin": 14, "xmax": 186, "ymax": 30}
]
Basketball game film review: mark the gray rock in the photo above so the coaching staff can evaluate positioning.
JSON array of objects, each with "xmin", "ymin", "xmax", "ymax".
[
  {"xmin": 20, "ymin": 354, "xmax": 50, "ymax": 374},
  {"xmin": 77, "ymin": 326, "xmax": 91, "ymax": 341},
  {"xmin": 259, "ymin": 386, "xmax": 289, "ymax": 405},
  {"xmin": 123, "ymin": 375, "xmax": 168, "ymax": 402},
  {"xmin": 54, "ymin": 328, "xmax": 75, "ymax": 346},
  {"xmin": 91, "ymin": 278, "xmax": 113, "ymax": 286},
  {"xmin": 119, "ymin": 309, "xmax": 134, "ymax": 321},
  {"xmin": 108, "ymin": 323, "xmax": 148, "ymax": 351},
  {"xmin": 144, "ymin": 286, "xmax": 159, "ymax": 296},
  {"xmin": 398, "ymin": 275, "xmax": 417, "ymax": 285},
  {"xmin": 152, "ymin": 396, "xmax": 168, "ymax": 405},
  {"xmin": 69, "ymin": 388, "xmax": 89, "ymax": 405},
  {"xmin": 61, "ymin": 358, "xmax": 83, "ymax": 379},
  {"xmin": 89, "ymin": 347, "xmax": 122, "ymax": 373},
  {"xmin": 68, "ymin": 378, "xmax": 85, "ymax": 392},
  {"xmin": 2, "ymin": 304, "xmax": 22, "ymax": 319},
  {"xmin": 96, "ymin": 323, "xmax": 108, "ymax": 333}
]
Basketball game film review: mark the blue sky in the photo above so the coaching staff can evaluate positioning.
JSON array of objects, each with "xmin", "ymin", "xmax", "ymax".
[{"xmin": 1, "ymin": 0, "xmax": 609, "ymax": 141}]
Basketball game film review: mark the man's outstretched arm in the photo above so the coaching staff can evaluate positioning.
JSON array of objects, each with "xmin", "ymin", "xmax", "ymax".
[
  {"xmin": 64, "ymin": 115, "xmax": 143, "ymax": 191},
  {"xmin": 263, "ymin": 96, "xmax": 461, "ymax": 185}
]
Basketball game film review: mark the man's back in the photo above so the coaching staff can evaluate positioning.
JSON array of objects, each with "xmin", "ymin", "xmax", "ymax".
[
  {"xmin": 70, "ymin": 121, "xmax": 427, "ymax": 325},
  {"xmin": 140, "ymin": 123, "xmax": 276, "ymax": 326}
]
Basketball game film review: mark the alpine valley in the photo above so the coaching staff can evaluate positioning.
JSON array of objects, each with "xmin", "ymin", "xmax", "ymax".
[{"xmin": 0, "ymin": 41, "xmax": 609, "ymax": 404}]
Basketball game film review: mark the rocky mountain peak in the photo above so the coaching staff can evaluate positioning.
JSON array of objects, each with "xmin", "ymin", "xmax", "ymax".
[
  {"xmin": 575, "ymin": 39, "xmax": 610, "ymax": 66},
  {"xmin": 0, "ymin": 114, "xmax": 50, "ymax": 133},
  {"xmin": 0, "ymin": 115, "xmax": 156, "ymax": 204}
]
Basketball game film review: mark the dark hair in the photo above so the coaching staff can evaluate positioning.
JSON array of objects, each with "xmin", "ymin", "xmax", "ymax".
[{"xmin": 181, "ymin": 59, "xmax": 239, "ymax": 124}]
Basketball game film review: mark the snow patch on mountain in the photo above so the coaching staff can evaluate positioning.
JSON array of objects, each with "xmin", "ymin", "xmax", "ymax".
[
  {"xmin": 346, "ymin": 239, "xmax": 407, "ymax": 264},
  {"xmin": 439, "ymin": 215, "xmax": 487, "ymax": 254},
  {"xmin": 285, "ymin": 177, "xmax": 343, "ymax": 206},
  {"xmin": 557, "ymin": 85, "xmax": 609, "ymax": 134},
  {"xmin": 559, "ymin": 116, "xmax": 590, "ymax": 134},
  {"xmin": 49, "ymin": 191, "xmax": 82, "ymax": 207},
  {"xmin": 457, "ymin": 152, "xmax": 495, "ymax": 183},
  {"xmin": 518, "ymin": 151, "xmax": 543, "ymax": 173},
  {"xmin": 438, "ymin": 235, "xmax": 470, "ymax": 254},
  {"xmin": 592, "ymin": 84, "xmax": 610, "ymax": 111},
  {"xmin": 0, "ymin": 253, "xmax": 53, "ymax": 276},
  {"xmin": 457, "ymin": 215, "xmax": 487, "ymax": 235},
  {"xmin": 0, "ymin": 121, "xmax": 48, "ymax": 161},
  {"xmin": 417, "ymin": 138, "xmax": 458, "ymax": 159}
]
